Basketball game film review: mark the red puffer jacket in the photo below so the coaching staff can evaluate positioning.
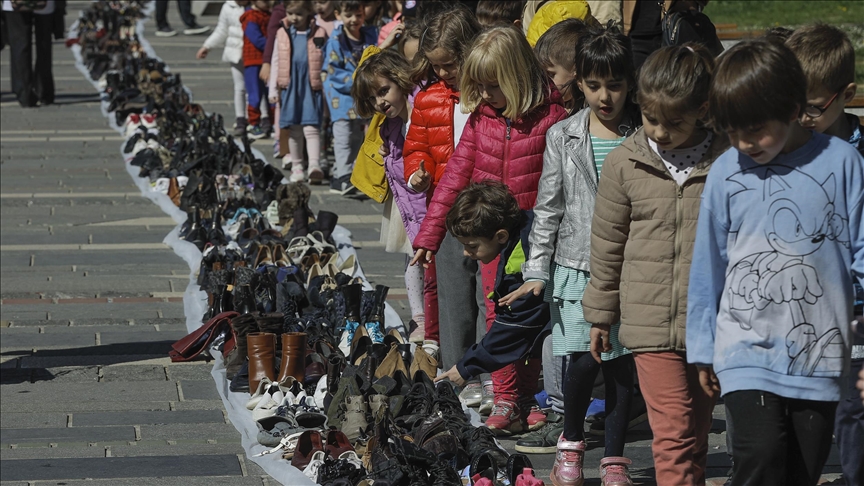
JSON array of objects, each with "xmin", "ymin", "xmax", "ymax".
[
  {"xmin": 402, "ymin": 80, "xmax": 460, "ymax": 193},
  {"xmin": 413, "ymin": 85, "xmax": 568, "ymax": 252}
]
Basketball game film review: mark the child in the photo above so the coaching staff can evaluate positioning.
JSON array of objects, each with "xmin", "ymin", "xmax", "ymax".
[
  {"xmin": 786, "ymin": 24, "xmax": 862, "ymax": 486},
  {"xmin": 313, "ymin": 0, "xmax": 339, "ymax": 35},
  {"xmin": 686, "ymin": 38, "xmax": 864, "ymax": 486},
  {"xmin": 411, "ymin": 25, "xmax": 568, "ymax": 434},
  {"xmin": 475, "ymin": 0, "xmax": 526, "ymax": 29},
  {"xmin": 240, "ymin": 0, "xmax": 274, "ymax": 139},
  {"xmin": 579, "ymin": 41, "xmax": 727, "ymax": 486},
  {"xmin": 435, "ymin": 181, "xmax": 550, "ymax": 391},
  {"xmin": 321, "ymin": 0, "xmax": 378, "ymax": 194},
  {"xmin": 401, "ymin": 4, "xmax": 481, "ymax": 398},
  {"xmin": 197, "ymin": 0, "xmax": 251, "ymax": 138},
  {"xmin": 533, "ymin": 17, "xmax": 589, "ymax": 114},
  {"xmin": 268, "ymin": 0, "xmax": 327, "ymax": 184},
  {"xmin": 352, "ymin": 48, "xmax": 428, "ymax": 344},
  {"xmin": 507, "ymin": 25, "xmax": 642, "ymax": 484}
]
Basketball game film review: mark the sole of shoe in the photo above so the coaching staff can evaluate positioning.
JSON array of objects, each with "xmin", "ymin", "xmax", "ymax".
[
  {"xmin": 486, "ymin": 422, "xmax": 525, "ymax": 436},
  {"xmin": 514, "ymin": 442, "xmax": 557, "ymax": 454},
  {"xmin": 248, "ymin": 133, "xmax": 267, "ymax": 141},
  {"xmin": 183, "ymin": 26, "xmax": 211, "ymax": 35},
  {"xmin": 526, "ymin": 420, "xmax": 547, "ymax": 431},
  {"xmin": 155, "ymin": 30, "xmax": 177, "ymax": 37},
  {"xmin": 308, "ymin": 169, "xmax": 324, "ymax": 185}
]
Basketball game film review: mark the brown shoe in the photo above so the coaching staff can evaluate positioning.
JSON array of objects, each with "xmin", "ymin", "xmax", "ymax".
[
  {"xmin": 410, "ymin": 345, "xmax": 438, "ymax": 381},
  {"xmin": 374, "ymin": 343, "xmax": 409, "ymax": 380},
  {"xmin": 247, "ymin": 332, "xmax": 276, "ymax": 393},
  {"xmin": 276, "ymin": 332, "xmax": 307, "ymax": 384},
  {"xmin": 325, "ymin": 429, "xmax": 354, "ymax": 459},
  {"xmin": 290, "ymin": 429, "xmax": 325, "ymax": 470}
]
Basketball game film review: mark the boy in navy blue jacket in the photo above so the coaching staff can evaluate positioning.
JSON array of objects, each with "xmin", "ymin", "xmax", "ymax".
[{"xmin": 435, "ymin": 181, "xmax": 550, "ymax": 395}]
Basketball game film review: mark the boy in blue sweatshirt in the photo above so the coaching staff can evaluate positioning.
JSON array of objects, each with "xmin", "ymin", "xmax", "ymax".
[
  {"xmin": 686, "ymin": 38, "xmax": 864, "ymax": 486},
  {"xmin": 435, "ymin": 182, "xmax": 549, "ymax": 407}
]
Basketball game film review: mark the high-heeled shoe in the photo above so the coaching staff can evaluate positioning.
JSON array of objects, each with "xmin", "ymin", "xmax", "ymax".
[{"xmin": 272, "ymin": 244, "xmax": 293, "ymax": 267}]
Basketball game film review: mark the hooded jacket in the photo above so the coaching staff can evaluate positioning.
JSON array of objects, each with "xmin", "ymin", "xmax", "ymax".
[
  {"xmin": 412, "ymin": 86, "xmax": 568, "ymax": 253},
  {"xmin": 202, "ymin": 1, "xmax": 245, "ymax": 65},
  {"xmin": 402, "ymin": 80, "xmax": 461, "ymax": 195}
]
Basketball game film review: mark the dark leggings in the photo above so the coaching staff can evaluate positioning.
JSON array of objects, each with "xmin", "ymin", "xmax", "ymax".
[{"xmin": 563, "ymin": 352, "xmax": 634, "ymax": 457}]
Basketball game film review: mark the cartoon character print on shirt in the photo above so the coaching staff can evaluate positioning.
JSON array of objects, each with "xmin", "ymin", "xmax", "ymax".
[{"xmin": 725, "ymin": 165, "xmax": 850, "ymax": 377}]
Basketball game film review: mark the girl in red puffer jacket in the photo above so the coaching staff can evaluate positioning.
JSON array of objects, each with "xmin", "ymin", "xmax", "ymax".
[{"xmin": 411, "ymin": 25, "xmax": 568, "ymax": 435}]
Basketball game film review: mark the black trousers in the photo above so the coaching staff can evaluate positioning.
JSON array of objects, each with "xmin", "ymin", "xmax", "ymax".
[
  {"xmin": 629, "ymin": 34, "xmax": 662, "ymax": 75},
  {"xmin": 725, "ymin": 390, "xmax": 836, "ymax": 486},
  {"xmin": 6, "ymin": 10, "xmax": 54, "ymax": 107},
  {"xmin": 155, "ymin": 0, "xmax": 196, "ymax": 29}
]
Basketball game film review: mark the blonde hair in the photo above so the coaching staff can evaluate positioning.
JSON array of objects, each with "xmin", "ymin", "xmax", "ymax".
[
  {"xmin": 459, "ymin": 26, "xmax": 549, "ymax": 119},
  {"xmin": 352, "ymin": 50, "xmax": 414, "ymax": 118}
]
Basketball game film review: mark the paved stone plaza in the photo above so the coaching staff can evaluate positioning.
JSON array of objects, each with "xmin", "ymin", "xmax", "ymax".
[{"xmin": 0, "ymin": 3, "xmax": 845, "ymax": 485}]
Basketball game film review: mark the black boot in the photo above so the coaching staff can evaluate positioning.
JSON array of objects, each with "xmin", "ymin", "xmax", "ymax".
[
  {"xmin": 233, "ymin": 266, "xmax": 257, "ymax": 315},
  {"xmin": 366, "ymin": 285, "xmax": 389, "ymax": 341},
  {"xmin": 313, "ymin": 210, "xmax": 339, "ymax": 244},
  {"xmin": 342, "ymin": 283, "xmax": 363, "ymax": 324}
]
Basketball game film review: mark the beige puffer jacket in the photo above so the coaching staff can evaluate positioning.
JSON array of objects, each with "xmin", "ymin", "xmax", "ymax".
[{"xmin": 582, "ymin": 128, "xmax": 729, "ymax": 352}]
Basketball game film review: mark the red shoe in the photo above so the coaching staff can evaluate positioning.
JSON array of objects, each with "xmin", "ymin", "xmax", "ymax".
[
  {"xmin": 526, "ymin": 405, "xmax": 547, "ymax": 430},
  {"xmin": 599, "ymin": 456, "xmax": 633, "ymax": 486},
  {"xmin": 485, "ymin": 399, "xmax": 526, "ymax": 435}
]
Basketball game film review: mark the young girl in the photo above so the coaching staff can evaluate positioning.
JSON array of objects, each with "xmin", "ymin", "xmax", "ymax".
[
  {"xmin": 507, "ymin": 25, "xmax": 641, "ymax": 485},
  {"xmin": 352, "ymin": 48, "xmax": 428, "ymax": 347},
  {"xmin": 401, "ymin": 5, "xmax": 481, "ymax": 377},
  {"xmin": 411, "ymin": 25, "xmax": 568, "ymax": 434},
  {"xmin": 585, "ymin": 43, "xmax": 727, "ymax": 486},
  {"xmin": 268, "ymin": 0, "xmax": 327, "ymax": 184}
]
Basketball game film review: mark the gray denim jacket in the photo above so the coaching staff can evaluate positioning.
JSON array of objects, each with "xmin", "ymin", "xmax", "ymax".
[{"xmin": 522, "ymin": 107, "xmax": 638, "ymax": 281}]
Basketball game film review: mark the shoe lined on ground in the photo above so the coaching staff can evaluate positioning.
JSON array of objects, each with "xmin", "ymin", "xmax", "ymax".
[
  {"xmin": 515, "ymin": 411, "xmax": 564, "ymax": 454},
  {"xmin": 408, "ymin": 319, "xmax": 425, "ymax": 344},
  {"xmin": 478, "ymin": 380, "xmax": 494, "ymax": 415},
  {"xmin": 526, "ymin": 405, "xmax": 547, "ymax": 430},
  {"xmin": 155, "ymin": 26, "xmax": 177, "ymax": 37},
  {"xmin": 485, "ymin": 399, "xmax": 526, "ymax": 436},
  {"xmin": 290, "ymin": 163, "xmax": 306, "ymax": 183},
  {"xmin": 233, "ymin": 117, "xmax": 248, "ymax": 137},
  {"xmin": 183, "ymin": 24, "xmax": 211, "ymax": 35},
  {"xmin": 459, "ymin": 382, "xmax": 483, "ymax": 407},
  {"xmin": 599, "ymin": 456, "xmax": 633, "ymax": 486},
  {"xmin": 248, "ymin": 125, "xmax": 268, "ymax": 140},
  {"xmin": 550, "ymin": 437, "xmax": 586, "ymax": 486}
]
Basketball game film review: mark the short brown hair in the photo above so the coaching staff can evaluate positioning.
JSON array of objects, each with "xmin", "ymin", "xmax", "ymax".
[
  {"xmin": 336, "ymin": 0, "xmax": 365, "ymax": 13},
  {"xmin": 785, "ymin": 23, "xmax": 855, "ymax": 94},
  {"xmin": 476, "ymin": 0, "xmax": 526, "ymax": 29},
  {"xmin": 446, "ymin": 181, "xmax": 522, "ymax": 239},
  {"xmin": 534, "ymin": 18, "xmax": 589, "ymax": 71},
  {"xmin": 709, "ymin": 38, "xmax": 807, "ymax": 130},
  {"xmin": 352, "ymin": 50, "xmax": 414, "ymax": 118},
  {"xmin": 637, "ymin": 43, "xmax": 715, "ymax": 123},
  {"xmin": 411, "ymin": 4, "xmax": 481, "ymax": 85}
]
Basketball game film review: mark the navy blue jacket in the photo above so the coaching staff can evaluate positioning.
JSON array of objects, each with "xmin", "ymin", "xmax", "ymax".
[{"xmin": 456, "ymin": 211, "xmax": 551, "ymax": 380}]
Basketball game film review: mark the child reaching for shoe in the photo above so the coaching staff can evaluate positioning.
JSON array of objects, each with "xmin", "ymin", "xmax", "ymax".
[
  {"xmin": 268, "ymin": 0, "xmax": 327, "ymax": 184},
  {"xmin": 435, "ymin": 181, "xmax": 550, "ymax": 388},
  {"xmin": 410, "ymin": 25, "xmax": 568, "ymax": 435},
  {"xmin": 687, "ymin": 38, "xmax": 864, "ymax": 486},
  {"xmin": 240, "ymin": 0, "xmax": 275, "ymax": 139}
]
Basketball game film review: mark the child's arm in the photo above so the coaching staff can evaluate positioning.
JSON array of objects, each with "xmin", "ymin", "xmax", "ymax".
[
  {"xmin": 262, "ymin": 11, "xmax": 282, "ymax": 66},
  {"xmin": 582, "ymin": 152, "xmax": 632, "ymax": 325},
  {"xmin": 522, "ymin": 128, "xmax": 566, "ymax": 282},
  {"xmin": 322, "ymin": 39, "xmax": 354, "ymax": 96},
  {"xmin": 268, "ymin": 42, "xmax": 280, "ymax": 103},
  {"xmin": 403, "ymin": 106, "xmax": 434, "ymax": 191},
  {"xmin": 201, "ymin": 3, "xmax": 230, "ymax": 51},
  {"xmin": 245, "ymin": 21, "xmax": 267, "ymax": 52}
]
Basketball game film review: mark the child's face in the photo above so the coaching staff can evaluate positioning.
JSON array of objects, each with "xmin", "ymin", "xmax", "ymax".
[
  {"xmin": 402, "ymin": 38, "xmax": 419, "ymax": 64},
  {"xmin": 641, "ymin": 104, "xmax": 707, "ymax": 150},
  {"xmin": 313, "ymin": 0, "xmax": 334, "ymax": 18},
  {"xmin": 546, "ymin": 63, "xmax": 575, "ymax": 102},
  {"xmin": 337, "ymin": 7, "xmax": 365, "ymax": 37},
  {"xmin": 285, "ymin": 6, "xmax": 311, "ymax": 29},
  {"xmin": 253, "ymin": 0, "xmax": 271, "ymax": 12},
  {"xmin": 799, "ymin": 83, "xmax": 856, "ymax": 134},
  {"xmin": 455, "ymin": 231, "xmax": 508, "ymax": 264},
  {"xmin": 725, "ymin": 118, "xmax": 797, "ymax": 165},
  {"xmin": 477, "ymin": 80, "xmax": 506, "ymax": 111},
  {"xmin": 578, "ymin": 75, "xmax": 629, "ymax": 124},
  {"xmin": 371, "ymin": 76, "xmax": 408, "ymax": 119},
  {"xmin": 426, "ymin": 48, "xmax": 460, "ymax": 90}
]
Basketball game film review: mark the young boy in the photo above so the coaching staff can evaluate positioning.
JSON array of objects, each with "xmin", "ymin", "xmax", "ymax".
[
  {"xmin": 240, "ymin": 0, "xmax": 274, "ymax": 139},
  {"xmin": 686, "ymin": 38, "xmax": 864, "ymax": 486},
  {"xmin": 321, "ymin": 0, "xmax": 377, "ymax": 195},
  {"xmin": 786, "ymin": 23, "xmax": 863, "ymax": 486},
  {"xmin": 434, "ymin": 181, "xmax": 550, "ymax": 436},
  {"xmin": 533, "ymin": 18, "xmax": 588, "ymax": 114},
  {"xmin": 475, "ymin": 0, "xmax": 526, "ymax": 30}
]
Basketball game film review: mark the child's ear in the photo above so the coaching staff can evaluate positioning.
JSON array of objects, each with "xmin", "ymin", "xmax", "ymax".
[
  {"xmin": 495, "ymin": 229, "xmax": 509, "ymax": 244},
  {"xmin": 512, "ymin": 19, "xmax": 522, "ymax": 28},
  {"xmin": 842, "ymin": 82, "xmax": 858, "ymax": 104},
  {"xmin": 697, "ymin": 101, "xmax": 709, "ymax": 120}
]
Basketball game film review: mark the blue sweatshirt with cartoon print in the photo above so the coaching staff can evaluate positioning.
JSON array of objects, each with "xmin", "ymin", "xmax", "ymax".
[{"xmin": 686, "ymin": 132, "xmax": 864, "ymax": 401}]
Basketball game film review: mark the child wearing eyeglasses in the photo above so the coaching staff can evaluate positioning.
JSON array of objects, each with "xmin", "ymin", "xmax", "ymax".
[{"xmin": 786, "ymin": 23, "xmax": 863, "ymax": 486}]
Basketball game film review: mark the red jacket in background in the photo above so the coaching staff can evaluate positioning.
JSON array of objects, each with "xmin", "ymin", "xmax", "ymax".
[
  {"xmin": 402, "ymin": 80, "xmax": 460, "ymax": 195},
  {"xmin": 240, "ymin": 9, "xmax": 271, "ymax": 67},
  {"xmin": 412, "ymin": 85, "xmax": 568, "ymax": 253}
]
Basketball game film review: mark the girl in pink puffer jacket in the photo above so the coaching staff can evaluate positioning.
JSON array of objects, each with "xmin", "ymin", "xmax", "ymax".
[{"xmin": 411, "ymin": 25, "xmax": 567, "ymax": 436}]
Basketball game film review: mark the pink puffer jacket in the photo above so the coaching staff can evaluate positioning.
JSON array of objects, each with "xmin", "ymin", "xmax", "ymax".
[
  {"xmin": 413, "ymin": 85, "xmax": 568, "ymax": 252},
  {"xmin": 272, "ymin": 21, "xmax": 327, "ymax": 95}
]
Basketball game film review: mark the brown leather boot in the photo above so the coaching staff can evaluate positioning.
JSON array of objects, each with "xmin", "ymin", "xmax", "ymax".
[
  {"xmin": 247, "ymin": 332, "xmax": 276, "ymax": 394},
  {"xmin": 277, "ymin": 332, "xmax": 307, "ymax": 384}
]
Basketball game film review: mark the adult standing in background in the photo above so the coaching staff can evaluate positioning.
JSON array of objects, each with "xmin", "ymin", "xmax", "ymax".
[
  {"xmin": 3, "ymin": 0, "xmax": 56, "ymax": 107},
  {"xmin": 622, "ymin": 0, "xmax": 708, "ymax": 71},
  {"xmin": 155, "ymin": 0, "xmax": 211, "ymax": 37}
]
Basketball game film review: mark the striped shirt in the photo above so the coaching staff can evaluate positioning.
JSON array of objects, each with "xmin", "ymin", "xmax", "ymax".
[{"xmin": 589, "ymin": 134, "xmax": 625, "ymax": 178}]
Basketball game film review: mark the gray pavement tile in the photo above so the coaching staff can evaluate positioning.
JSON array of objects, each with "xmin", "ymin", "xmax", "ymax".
[
  {"xmin": 4, "ymin": 317, "xmax": 186, "ymax": 328},
  {"xmin": 165, "ymin": 364, "xmax": 214, "ymax": 381},
  {"xmin": 0, "ymin": 251, "xmax": 181, "ymax": 270},
  {"xmin": 0, "ymin": 442, "xmax": 244, "ymax": 461},
  {"xmin": 28, "ymin": 477, "xmax": 267, "ymax": 486},
  {"xmin": 0, "ymin": 381, "xmax": 178, "ymax": 406},
  {"xmin": 0, "ymin": 399, "xmax": 173, "ymax": 414},
  {"xmin": 179, "ymin": 380, "xmax": 221, "ymax": 401},
  {"xmin": 0, "ymin": 426, "xmax": 135, "ymax": 445},
  {"xmin": 172, "ymin": 400, "xmax": 227, "ymax": 412},
  {"xmin": 72, "ymin": 410, "xmax": 224, "ymax": 427},
  {"xmin": 100, "ymin": 364, "xmax": 168, "ymax": 382},
  {"xmin": 18, "ymin": 355, "xmax": 173, "ymax": 369},
  {"xmin": 1, "ymin": 303, "xmax": 186, "ymax": 322},
  {"xmin": 0, "ymin": 454, "xmax": 242, "ymax": 481},
  {"xmin": 0, "ymin": 412, "xmax": 68, "ymax": 429},
  {"xmin": 0, "ymin": 332, "xmax": 96, "ymax": 350},
  {"xmin": 99, "ymin": 330, "xmax": 188, "ymax": 345},
  {"xmin": 138, "ymin": 423, "xmax": 240, "ymax": 442}
]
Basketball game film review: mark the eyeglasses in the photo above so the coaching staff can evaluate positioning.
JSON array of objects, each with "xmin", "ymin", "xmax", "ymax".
[{"xmin": 803, "ymin": 90, "xmax": 841, "ymax": 119}]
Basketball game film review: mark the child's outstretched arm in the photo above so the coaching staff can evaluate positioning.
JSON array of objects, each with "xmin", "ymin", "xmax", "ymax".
[{"xmin": 245, "ymin": 21, "xmax": 267, "ymax": 52}]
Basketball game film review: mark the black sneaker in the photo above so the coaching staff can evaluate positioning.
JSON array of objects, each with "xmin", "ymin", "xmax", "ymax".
[
  {"xmin": 155, "ymin": 26, "xmax": 177, "ymax": 37},
  {"xmin": 514, "ymin": 411, "xmax": 564, "ymax": 454},
  {"xmin": 329, "ymin": 174, "xmax": 356, "ymax": 195},
  {"xmin": 183, "ymin": 23, "xmax": 211, "ymax": 35}
]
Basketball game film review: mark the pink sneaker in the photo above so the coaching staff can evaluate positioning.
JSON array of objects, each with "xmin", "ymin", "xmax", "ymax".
[
  {"xmin": 526, "ymin": 405, "xmax": 547, "ymax": 430},
  {"xmin": 516, "ymin": 467, "xmax": 544, "ymax": 486},
  {"xmin": 485, "ymin": 399, "xmax": 526, "ymax": 435},
  {"xmin": 550, "ymin": 437, "xmax": 585, "ymax": 486},
  {"xmin": 599, "ymin": 456, "xmax": 633, "ymax": 486}
]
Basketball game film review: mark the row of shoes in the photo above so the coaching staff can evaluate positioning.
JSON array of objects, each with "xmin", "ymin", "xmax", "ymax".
[{"xmin": 71, "ymin": 2, "xmax": 548, "ymax": 485}]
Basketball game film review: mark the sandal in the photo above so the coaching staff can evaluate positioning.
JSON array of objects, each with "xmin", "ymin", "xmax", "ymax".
[{"xmin": 286, "ymin": 236, "xmax": 318, "ymax": 262}]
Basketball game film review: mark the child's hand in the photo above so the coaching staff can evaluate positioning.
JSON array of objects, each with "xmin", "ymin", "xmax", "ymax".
[
  {"xmin": 378, "ymin": 144, "xmax": 390, "ymax": 158},
  {"xmin": 858, "ymin": 367, "xmax": 864, "ymax": 404},
  {"xmin": 196, "ymin": 47, "xmax": 209, "ymax": 59},
  {"xmin": 589, "ymin": 324, "xmax": 611, "ymax": 363},
  {"xmin": 434, "ymin": 365, "xmax": 466, "ymax": 387},
  {"xmin": 409, "ymin": 161, "xmax": 431, "ymax": 192},
  {"xmin": 698, "ymin": 366, "xmax": 721, "ymax": 398},
  {"xmin": 499, "ymin": 281, "xmax": 545, "ymax": 307},
  {"xmin": 379, "ymin": 22, "xmax": 405, "ymax": 50},
  {"xmin": 259, "ymin": 63, "xmax": 271, "ymax": 82},
  {"xmin": 410, "ymin": 248, "xmax": 433, "ymax": 268},
  {"xmin": 269, "ymin": 96, "xmax": 278, "ymax": 105}
]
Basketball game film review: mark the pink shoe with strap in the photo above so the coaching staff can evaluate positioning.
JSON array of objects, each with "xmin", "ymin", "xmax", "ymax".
[
  {"xmin": 599, "ymin": 456, "xmax": 633, "ymax": 486},
  {"xmin": 550, "ymin": 436, "xmax": 585, "ymax": 486}
]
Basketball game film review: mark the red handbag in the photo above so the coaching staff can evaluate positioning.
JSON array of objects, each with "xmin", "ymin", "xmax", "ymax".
[{"xmin": 169, "ymin": 311, "xmax": 239, "ymax": 362}]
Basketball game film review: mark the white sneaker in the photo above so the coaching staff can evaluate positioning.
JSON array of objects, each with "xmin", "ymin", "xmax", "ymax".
[
  {"xmin": 422, "ymin": 340, "xmax": 440, "ymax": 361},
  {"xmin": 302, "ymin": 450, "xmax": 327, "ymax": 480},
  {"xmin": 290, "ymin": 163, "xmax": 306, "ymax": 183},
  {"xmin": 251, "ymin": 382, "xmax": 286, "ymax": 421},
  {"xmin": 152, "ymin": 178, "xmax": 170, "ymax": 194},
  {"xmin": 282, "ymin": 155, "xmax": 291, "ymax": 170},
  {"xmin": 313, "ymin": 374, "xmax": 328, "ymax": 407}
]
